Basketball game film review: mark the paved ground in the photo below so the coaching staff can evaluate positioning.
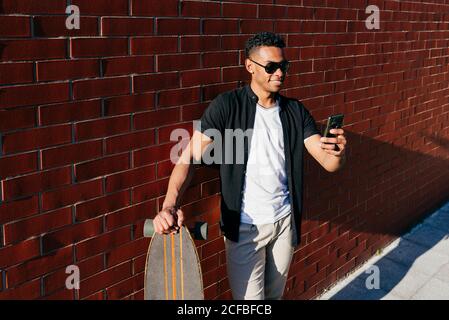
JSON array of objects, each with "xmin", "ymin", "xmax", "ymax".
[{"xmin": 318, "ymin": 200, "xmax": 449, "ymax": 300}]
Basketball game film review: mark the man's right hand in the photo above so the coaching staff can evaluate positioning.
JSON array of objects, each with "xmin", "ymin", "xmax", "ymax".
[{"xmin": 153, "ymin": 206, "xmax": 185, "ymax": 235}]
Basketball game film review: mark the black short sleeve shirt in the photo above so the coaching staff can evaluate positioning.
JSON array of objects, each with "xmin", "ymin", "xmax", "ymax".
[{"xmin": 196, "ymin": 84, "xmax": 320, "ymax": 246}]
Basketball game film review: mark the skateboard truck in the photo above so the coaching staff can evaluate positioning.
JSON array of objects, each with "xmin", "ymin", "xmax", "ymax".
[{"xmin": 143, "ymin": 219, "xmax": 208, "ymax": 240}]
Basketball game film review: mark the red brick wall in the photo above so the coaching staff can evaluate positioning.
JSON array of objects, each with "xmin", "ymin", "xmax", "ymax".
[{"xmin": 0, "ymin": 0, "xmax": 448, "ymax": 300}]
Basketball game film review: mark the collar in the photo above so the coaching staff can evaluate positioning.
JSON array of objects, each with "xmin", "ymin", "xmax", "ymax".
[{"xmin": 244, "ymin": 84, "xmax": 284, "ymax": 110}]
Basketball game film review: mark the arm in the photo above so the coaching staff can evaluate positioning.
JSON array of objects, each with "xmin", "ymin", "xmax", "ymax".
[
  {"xmin": 154, "ymin": 130, "xmax": 213, "ymax": 234},
  {"xmin": 304, "ymin": 128, "xmax": 347, "ymax": 172}
]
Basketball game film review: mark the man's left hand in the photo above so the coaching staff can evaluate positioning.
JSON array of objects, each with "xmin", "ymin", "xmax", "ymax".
[{"xmin": 319, "ymin": 128, "xmax": 347, "ymax": 156}]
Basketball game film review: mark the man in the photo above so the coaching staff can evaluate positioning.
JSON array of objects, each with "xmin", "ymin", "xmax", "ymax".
[{"xmin": 153, "ymin": 32, "xmax": 347, "ymax": 300}]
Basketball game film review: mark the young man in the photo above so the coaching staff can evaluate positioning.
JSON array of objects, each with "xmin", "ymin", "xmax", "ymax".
[{"xmin": 153, "ymin": 32, "xmax": 347, "ymax": 300}]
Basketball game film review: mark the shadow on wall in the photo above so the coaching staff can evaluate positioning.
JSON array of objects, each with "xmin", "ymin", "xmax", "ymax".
[{"xmin": 282, "ymin": 128, "xmax": 449, "ymax": 299}]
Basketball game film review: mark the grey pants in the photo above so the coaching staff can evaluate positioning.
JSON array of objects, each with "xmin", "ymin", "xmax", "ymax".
[{"xmin": 224, "ymin": 213, "xmax": 295, "ymax": 300}]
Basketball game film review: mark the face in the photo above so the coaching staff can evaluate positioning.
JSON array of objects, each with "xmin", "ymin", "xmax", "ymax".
[{"xmin": 245, "ymin": 46, "xmax": 288, "ymax": 93}]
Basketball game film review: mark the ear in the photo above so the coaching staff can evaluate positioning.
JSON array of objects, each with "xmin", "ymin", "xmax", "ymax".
[{"xmin": 245, "ymin": 58, "xmax": 254, "ymax": 74}]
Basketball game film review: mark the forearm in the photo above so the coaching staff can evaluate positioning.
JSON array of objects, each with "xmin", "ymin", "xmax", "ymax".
[
  {"xmin": 162, "ymin": 162, "xmax": 195, "ymax": 209},
  {"xmin": 323, "ymin": 152, "xmax": 346, "ymax": 172}
]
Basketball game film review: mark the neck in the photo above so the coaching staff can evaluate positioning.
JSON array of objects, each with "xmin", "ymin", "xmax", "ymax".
[{"xmin": 250, "ymin": 82, "xmax": 278, "ymax": 108}]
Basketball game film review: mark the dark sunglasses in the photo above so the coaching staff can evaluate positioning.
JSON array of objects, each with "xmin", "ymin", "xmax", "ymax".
[{"xmin": 249, "ymin": 58, "xmax": 290, "ymax": 74}]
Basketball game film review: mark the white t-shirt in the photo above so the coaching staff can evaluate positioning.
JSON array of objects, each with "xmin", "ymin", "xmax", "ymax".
[{"xmin": 240, "ymin": 99, "xmax": 291, "ymax": 224}]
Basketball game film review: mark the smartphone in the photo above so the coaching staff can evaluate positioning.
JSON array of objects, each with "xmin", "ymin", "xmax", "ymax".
[{"xmin": 322, "ymin": 114, "xmax": 344, "ymax": 151}]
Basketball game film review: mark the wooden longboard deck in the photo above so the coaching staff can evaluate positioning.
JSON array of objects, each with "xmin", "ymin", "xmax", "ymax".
[{"xmin": 144, "ymin": 226, "xmax": 204, "ymax": 300}]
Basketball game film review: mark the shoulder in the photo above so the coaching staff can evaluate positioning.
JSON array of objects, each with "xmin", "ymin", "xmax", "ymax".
[{"xmin": 279, "ymin": 94, "xmax": 308, "ymax": 113}]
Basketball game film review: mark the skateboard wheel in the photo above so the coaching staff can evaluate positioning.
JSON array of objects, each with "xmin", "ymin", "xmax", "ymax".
[
  {"xmin": 193, "ymin": 222, "xmax": 208, "ymax": 240},
  {"xmin": 143, "ymin": 219, "xmax": 154, "ymax": 237}
]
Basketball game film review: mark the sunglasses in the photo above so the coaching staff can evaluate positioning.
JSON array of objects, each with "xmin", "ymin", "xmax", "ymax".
[{"xmin": 249, "ymin": 58, "xmax": 290, "ymax": 74}]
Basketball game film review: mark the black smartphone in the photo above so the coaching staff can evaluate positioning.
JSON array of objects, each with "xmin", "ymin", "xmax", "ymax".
[{"xmin": 322, "ymin": 114, "xmax": 344, "ymax": 151}]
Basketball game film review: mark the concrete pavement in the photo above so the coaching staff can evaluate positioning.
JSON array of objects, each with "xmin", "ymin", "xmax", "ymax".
[{"xmin": 317, "ymin": 200, "xmax": 449, "ymax": 300}]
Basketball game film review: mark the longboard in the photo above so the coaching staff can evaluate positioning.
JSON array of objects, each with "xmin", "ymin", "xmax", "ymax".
[{"xmin": 143, "ymin": 219, "xmax": 208, "ymax": 300}]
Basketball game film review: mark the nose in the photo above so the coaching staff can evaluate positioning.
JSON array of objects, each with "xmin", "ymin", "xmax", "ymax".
[{"xmin": 272, "ymin": 67, "xmax": 284, "ymax": 79}]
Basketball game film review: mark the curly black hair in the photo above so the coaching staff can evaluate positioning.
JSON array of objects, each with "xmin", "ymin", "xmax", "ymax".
[{"xmin": 244, "ymin": 32, "xmax": 286, "ymax": 58}]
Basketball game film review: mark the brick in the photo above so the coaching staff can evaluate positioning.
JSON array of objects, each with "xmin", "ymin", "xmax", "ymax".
[
  {"xmin": 71, "ymin": 0, "xmax": 129, "ymax": 15},
  {"xmin": 258, "ymin": 5, "xmax": 287, "ymax": 19},
  {"xmin": 3, "ymin": 166, "xmax": 72, "ymax": 201},
  {"xmin": 202, "ymin": 82, "xmax": 236, "ymax": 101},
  {"xmin": 70, "ymin": 38, "xmax": 128, "ymax": 58},
  {"xmin": 181, "ymin": 102, "xmax": 208, "ymax": 121},
  {"xmin": 133, "ymin": 108, "xmax": 180, "ymax": 130},
  {"xmin": 2, "ymin": 124, "xmax": 71, "ymax": 154},
  {"xmin": 41, "ymin": 179, "xmax": 103, "ymax": 212},
  {"xmin": 0, "ymin": 106, "xmax": 36, "ymax": 132},
  {"xmin": 105, "ymin": 164, "xmax": 156, "ymax": 193},
  {"xmin": 106, "ymin": 273, "xmax": 144, "ymax": 300},
  {"xmin": 132, "ymin": 179, "xmax": 169, "ymax": 203},
  {"xmin": 75, "ymin": 190, "xmax": 131, "ymax": 222},
  {"xmin": 157, "ymin": 53, "xmax": 200, "ymax": 72},
  {"xmin": 286, "ymin": 6, "xmax": 315, "ymax": 19},
  {"xmin": 0, "ymin": 195, "xmax": 39, "ymax": 225},
  {"xmin": 79, "ymin": 261, "xmax": 132, "ymax": 299},
  {"xmin": 41, "ymin": 288, "xmax": 74, "ymax": 300},
  {"xmin": 105, "ymin": 130, "xmax": 155, "ymax": 154},
  {"xmin": 102, "ymin": 56, "xmax": 154, "ymax": 77},
  {"xmin": 41, "ymin": 217, "xmax": 103, "ymax": 254},
  {"xmin": 76, "ymin": 227, "xmax": 131, "ymax": 261},
  {"xmin": 131, "ymin": 0, "xmax": 178, "ymax": 16},
  {"xmin": 105, "ymin": 237, "xmax": 149, "ymax": 267},
  {"xmin": 41, "ymin": 140, "xmax": 103, "ymax": 169},
  {"xmin": 0, "ymin": 16, "xmax": 30, "ymax": 37},
  {"xmin": 240, "ymin": 19, "xmax": 274, "ymax": 33},
  {"xmin": 0, "ymin": 82, "xmax": 69, "ymax": 109},
  {"xmin": 0, "ymin": 152, "xmax": 37, "ymax": 180},
  {"xmin": 37, "ymin": 59, "xmax": 99, "ymax": 81},
  {"xmin": 0, "ymin": 62, "xmax": 34, "ymax": 86},
  {"xmin": 181, "ymin": 68, "xmax": 221, "ymax": 87},
  {"xmin": 221, "ymin": 34, "xmax": 248, "ymax": 50},
  {"xmin": 0, "ymin": 39, "xmax": 67, "ymax": 62},
  {"xmin": 101, "ymin": 17, "xmax": 153, "ymax": 36},
  {"xmin": 104, "ymin": 93, "xmax": 155, "ymax": 116},
  {"xmin": 0, "ymin": 278, "xmax": 41, "ymax": 300},
  {"xmin": 0, "ymin": 239, "xmax": 40, "ymax": 269},
  {"xmin": 203, "ymin": 19, "xmax": 239, "ymax": 34},
  {"xmin": 158, "ymin": 87, "xmax": 201, "ymax": 108},
  {"xmin": 181, "ymin": 1, "xmax": 221, "ymax": 17},
  {"xmin": 180, "ymin": 35, "xmax": 220, "ymax": 52},
  {"xmin": 133, "ymin": 72, "xmax": 179, "ymax": 93},
  {"xmin": 223, "ymin": 66, "xmax": 251, "ymax": 82},
  {"xmin": 6, "ymin": 247, "xmax": 73, "ymax": 288},
  {"xmin": 33, "ymin": 16, "xmax": 98, "ymax": 37},
  {"xmin": 275, "ymin": 20, "xmax": 302, "ymax": 33},
  {"xmin": 130, "ymin": 36, "xmax": 178, "ymax": 55},
  {"xmin": 83, "ymin": 291, "xmax": 105, "ymax": 300},
  {"xmin": 39, "ymin": 100, "xmax": 102, "ymax": 126},
  {"xmin": 75, "ymin": 153, "xmax": 130, "ymax": 182},
  {"xmin": 105, "ymin": 199, "xmax": 156, "ymax": 231},
  {"xmin": 4, "ymin": 207, "xmax": 72, "ymax": 245},
  {"xmin": 287, "ymin": 34, "xmax": 314, "ymax": 47},
  {"xmin": 0, "ymin": 1, "xmax": 67, "ymax": 14},
  {"xmin": 75, "ymin": 115, "xmax": 130, "ymax": 141},
  {"xmin": 202, "ymin": 52, "xmax": 238, "ymax": 68},
  {"xmin": 201, "ymin": 237, "xmax": 225, "ymax": 260},
  {"xmin": 73, "ymin": 76, "xmax": 130, "ymax": 100},
  {"xmin": 156, "ymin": 18, "xmax": 200, "ymax": 35},
  {"xmin": 222, "ymin": 3, "xmax": 257, "ymax": 18}
]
